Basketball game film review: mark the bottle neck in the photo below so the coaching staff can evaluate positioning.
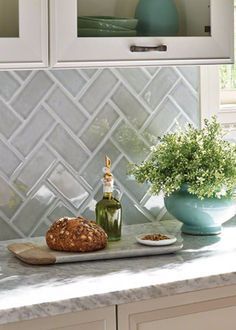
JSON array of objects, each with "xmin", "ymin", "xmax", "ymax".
[
  {"xmin": 103, "ymin": 192, "xmax": 113, "ymax": 200},
  {"xmin": 103, "ymin": 177, "xmax": 113, "ymax": 199}
]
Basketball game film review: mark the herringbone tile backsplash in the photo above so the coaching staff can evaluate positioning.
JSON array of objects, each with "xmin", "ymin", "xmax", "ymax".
[{"xmin": 0, "ymin": 67, "xmax": 199, "ymax": 240}]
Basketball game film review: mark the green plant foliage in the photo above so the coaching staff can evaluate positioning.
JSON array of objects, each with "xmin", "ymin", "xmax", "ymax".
[{"xmin": 130, "ymin": 117, "xmax": 236, "ymax": 199}]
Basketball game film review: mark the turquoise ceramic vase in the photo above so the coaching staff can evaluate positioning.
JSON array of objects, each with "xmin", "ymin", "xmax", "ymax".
[
  {"xmin": 164, "ymin": 185, "xmax": 236, "ymax": 235},
  {"xmin": 135, "ymin": 0, "xmax": 179, "ymax": 36}
]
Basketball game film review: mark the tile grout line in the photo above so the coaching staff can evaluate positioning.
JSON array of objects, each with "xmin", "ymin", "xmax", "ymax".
[
  {"xmin": 76, "ymin": 117, "xmax": 124, "ymax": 176},
  {"xmin": 109, "ymin": 100, "xmax": 152, "ymax": 149},
  {"xmin": 174, "ymin": 67, "xmax": 199, "ymax": 97},
  {"xmin": 77, "ymin": 80, "xmax": 121, "ymax": 139},
  {"xmin": 139, "ymin": 77, "xmax": 182, "ymax": 134},
  {"xmin": 168, "ymin": 95, "xmax": 197, "ymax": 127},
  {"xmin": 45, "ymin": 70, "xmax": 91, "ymax": 120},
  {"xmin": 5, "ymin": 71, "xmax": 35, "ymax": 104}
]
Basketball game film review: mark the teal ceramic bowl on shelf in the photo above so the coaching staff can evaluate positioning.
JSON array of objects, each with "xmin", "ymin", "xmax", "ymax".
[
  {"xmin": 78, "ymin": 18, "xmax": 132, "ymax": 31},
  {"xmin": 164, "ymin": 185, "xmax": 236, "ymax": 235},
  {"xmin": 78, "ymin": 28, "xmax": 137, "ymax": 37},
  {"xmin": 78, "ymin": 16, "xmax": 138, "ymax": 30}
]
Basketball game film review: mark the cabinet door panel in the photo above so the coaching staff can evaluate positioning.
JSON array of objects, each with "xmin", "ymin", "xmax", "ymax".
[
  {"xmin": 0, "ymin": 306, "xmax": 116, "ymax": 330},
  {"xmin": 118, "ymin": 287, "xmax": 236, "ymax": 330},
  {"xmin": 51, "ymin": 320, "xmax": 105, "ymax": 330},
  {"xmin": 50, "ymin": 0, "xmax": 233, "ymax": 67},
  {"xmin": 136, "ymin": 306, "xmax": 236, "ymax": 330},
  {"xmin": 0, "ymin": 0, "xmax": 48, "ymax": 69}
]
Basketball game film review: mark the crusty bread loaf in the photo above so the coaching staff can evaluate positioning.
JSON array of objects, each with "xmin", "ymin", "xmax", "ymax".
[{"xmin": 46, "ymin": 217, "xmax": 107, "ymax": 252}]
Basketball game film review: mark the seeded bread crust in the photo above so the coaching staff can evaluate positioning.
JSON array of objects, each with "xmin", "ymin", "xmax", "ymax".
[{"xmin": 46, "ymin": 217, "xmax": 107, "ymax": 252}]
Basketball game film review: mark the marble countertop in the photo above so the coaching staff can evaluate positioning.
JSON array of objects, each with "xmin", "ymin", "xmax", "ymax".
[{"xmin": 1, "ymin": 218, "xmax": 236, "ymax": 325}]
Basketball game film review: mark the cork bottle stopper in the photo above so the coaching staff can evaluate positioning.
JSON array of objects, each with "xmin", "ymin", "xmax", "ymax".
[{"xmin": 104, "ymin": 156, "xmax": 113, "ymax": 182}]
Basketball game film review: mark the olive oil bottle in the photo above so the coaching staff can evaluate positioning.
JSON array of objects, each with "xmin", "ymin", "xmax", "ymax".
[{"xmin": 95, "ymin": 156, "xmax": 122, "ymax": 241}]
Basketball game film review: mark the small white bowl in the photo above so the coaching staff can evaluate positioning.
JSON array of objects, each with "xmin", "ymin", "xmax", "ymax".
[{"xmin": 136, "ymin": 233, "xmax": 177, "ymax": 246}]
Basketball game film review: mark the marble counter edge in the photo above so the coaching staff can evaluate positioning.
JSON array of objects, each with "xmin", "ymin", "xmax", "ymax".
[{"xmin": 1, "ymin": 272, "xmax": 236, "ymax": 326}]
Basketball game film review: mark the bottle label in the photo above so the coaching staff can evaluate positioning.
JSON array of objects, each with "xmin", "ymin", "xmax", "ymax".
[{"xmin": 103, "ymin": 179, "xmax": 113, "ymax": 193}]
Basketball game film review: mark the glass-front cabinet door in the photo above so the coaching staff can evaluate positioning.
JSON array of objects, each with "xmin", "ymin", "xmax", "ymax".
[
  {"xmin": 0, "ymin": 0, "xmax": 48, "ymax": 69},
  {"xmin": 50, "ymin": 0, "xmax": 234, "ymax": 67}
]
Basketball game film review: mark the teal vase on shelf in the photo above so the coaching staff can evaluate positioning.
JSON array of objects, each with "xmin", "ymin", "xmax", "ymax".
[{"xmin": 135, "ymin": 0, "xmax": 179, "ymax": 36}]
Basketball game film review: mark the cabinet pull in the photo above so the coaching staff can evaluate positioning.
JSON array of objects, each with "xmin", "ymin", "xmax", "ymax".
[{"xmin": 130, "ymin": 45, "xmax": 167, "ymax": 52}]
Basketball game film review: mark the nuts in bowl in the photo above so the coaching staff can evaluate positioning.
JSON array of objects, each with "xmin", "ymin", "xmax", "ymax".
[
  {"xmin": 136, "ymin": 233, "xmax": 177, "ymax": 246},
  {"xmin": 142, "ymin": 234, "xmax": 169, "ymax": 241}
]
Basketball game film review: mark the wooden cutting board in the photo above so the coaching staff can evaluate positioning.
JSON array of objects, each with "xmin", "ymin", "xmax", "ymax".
[{"xmin": 8, "ymin": 234, "xmax": 183, "ymax": 265}]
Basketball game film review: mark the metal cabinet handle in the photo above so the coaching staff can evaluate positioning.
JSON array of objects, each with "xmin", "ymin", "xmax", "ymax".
[{"xmin": 130, "ymin": 45, "xmax": 167, "ymax": 52}]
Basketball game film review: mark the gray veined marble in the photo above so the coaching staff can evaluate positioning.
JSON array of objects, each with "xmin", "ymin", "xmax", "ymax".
[{"xmin": 0, "ymin": 218, "xmax": 236, "ymax": 325}]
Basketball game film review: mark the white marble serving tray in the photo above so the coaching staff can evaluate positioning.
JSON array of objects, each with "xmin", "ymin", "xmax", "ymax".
[{"xmin": 7, "ymin": 223, "xmax": 183, "ymax": 265}]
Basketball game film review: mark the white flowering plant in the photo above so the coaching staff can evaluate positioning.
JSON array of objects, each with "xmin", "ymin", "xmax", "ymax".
[{"xmin": 130, "ymin": 117, "xmax": 236, "ymax": 199}]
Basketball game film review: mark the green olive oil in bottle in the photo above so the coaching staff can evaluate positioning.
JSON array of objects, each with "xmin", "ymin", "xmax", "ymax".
[{"xmin": 95, "ymin": 156, "xmax": 122, "ymax": 241}]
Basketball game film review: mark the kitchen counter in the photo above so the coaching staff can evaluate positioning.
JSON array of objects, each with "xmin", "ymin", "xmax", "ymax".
[{"xmin": 1, "ymin": 218, "xmax": 236, "ymax": 325}]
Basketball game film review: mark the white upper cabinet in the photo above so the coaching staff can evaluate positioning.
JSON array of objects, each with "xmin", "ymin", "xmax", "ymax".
[
  {"xmin": 50, "ymin": 0, "xmax": 234, "ymax": 68},
  {"xmin": 0, "ymin": 0, "xmax": 233, "ymax": 69},
  {"xmin": 0, "ymin": 0, "xmax": 48, "ymax": 69}
]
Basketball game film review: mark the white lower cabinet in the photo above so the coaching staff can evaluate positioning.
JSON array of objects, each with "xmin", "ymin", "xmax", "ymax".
[
  {"xmin": 118, "ymin": 286, "xmax": 236, "ymax": 330},
  {"xmin": 0, "ymin": 306, "xmax": 116, "ymax": 330},
  {"xmin": 2, "ymin": 286, "xmax": 236, "ymax": 330}
]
